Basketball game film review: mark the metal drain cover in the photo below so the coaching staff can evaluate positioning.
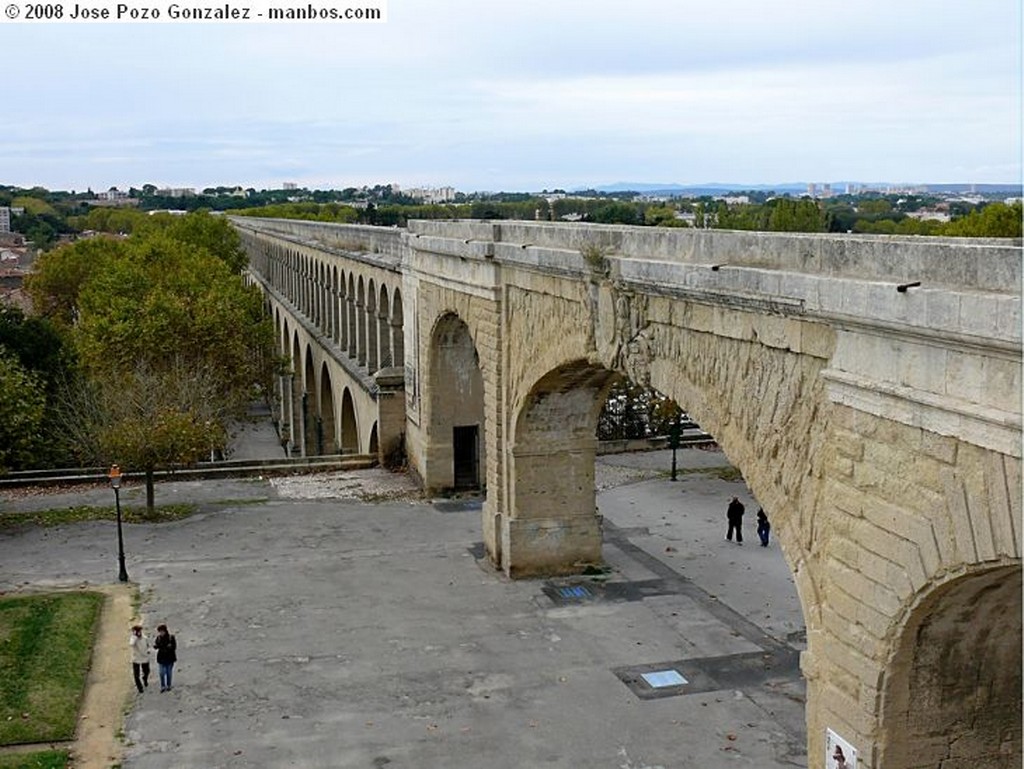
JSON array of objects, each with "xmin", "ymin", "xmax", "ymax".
[{"xmin": 558, "ymin": 585, "xmax": 591, "ymax": 599}]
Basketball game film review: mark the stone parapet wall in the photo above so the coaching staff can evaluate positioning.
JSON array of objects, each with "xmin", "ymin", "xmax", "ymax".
[
  {"xmin": 411, "ymin": 219, "xmax": 1019, "ymax": 291},
  {"xmin": 232, "ymin": 216, "xmax": 405, "ymax": 264}
]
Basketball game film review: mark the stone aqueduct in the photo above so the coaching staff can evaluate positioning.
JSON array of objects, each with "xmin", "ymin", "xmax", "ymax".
[{"xmin": 233, "ymin": 215, "xmax": 1021, "ymax": 769}]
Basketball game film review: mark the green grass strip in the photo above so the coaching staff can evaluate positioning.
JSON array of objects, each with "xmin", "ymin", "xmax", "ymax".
[
  {"xmin": 0, "ymin": 593, "xmax": 103, "ymax": 746},
  {"xmin": 0, "ymin": 750, "xmax": 71, "ymax": 769},
  {"xmin": 0, "ymin": 504, "xmax": 196, "ymax": 532}
]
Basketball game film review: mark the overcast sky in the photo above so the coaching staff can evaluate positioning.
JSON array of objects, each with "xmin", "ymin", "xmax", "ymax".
[{"xmin": 3, "ymin": 0, "xmax": 1021, "ymax": 192}]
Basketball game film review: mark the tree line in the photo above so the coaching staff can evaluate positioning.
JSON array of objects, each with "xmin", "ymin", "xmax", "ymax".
[
  {"xmin": 1, "ymin": 212, "xmax": 277, "ymax": 509},
  {"xmin": 6, "ymin": 183, "xmax": 1020, "ymax": 253}
]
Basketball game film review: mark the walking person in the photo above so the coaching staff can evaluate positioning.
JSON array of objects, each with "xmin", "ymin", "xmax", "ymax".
[
  {"xmin": 153, "ymin": 623, "xmax": 178, "ymax": 692},
  {"xmin": 129, "ymin": 624, "xmax": 150, "ymax": 693},
  {"xmin": 726, "ymin": 496, "xmax": 745, "ymax": 544},
  {"xmin": 757, "ymin": 508, "xmax": 771, "ymax": 547}
]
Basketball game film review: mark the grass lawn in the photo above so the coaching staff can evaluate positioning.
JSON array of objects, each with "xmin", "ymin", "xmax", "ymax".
[
  {"xmin": 0, "ymin": 592, "xmax": 104, "ymax": 746},
  {"xmin": 0, "ymin": 750, "xmax": 70, "ymax": 769},
  {"xmin": 0, "ymin": 504, "xmax": 195, "ymax": 533}
]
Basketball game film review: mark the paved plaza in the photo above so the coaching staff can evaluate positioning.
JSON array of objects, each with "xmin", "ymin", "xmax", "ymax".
[{"xmin": 1, "ymin": 447, "xmax": 807, "ymax": 769}]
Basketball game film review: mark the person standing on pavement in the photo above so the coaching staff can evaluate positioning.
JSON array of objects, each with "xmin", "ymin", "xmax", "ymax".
[
  {"xmin": 726, "ymin": 496, "xmax": 745, "ymax": 544},
  {"xmin": 757, "ymin": 508, "xmax": 771, "ymax": 547},
  {"xmin": 154, "ymin": 623, "xmax": 178, "ymax": 692},
  {"xmin": 129, "ymin": 624, "xmax": 150, "ymax": 693}
]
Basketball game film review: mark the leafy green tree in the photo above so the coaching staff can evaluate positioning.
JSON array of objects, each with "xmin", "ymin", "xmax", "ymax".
[
  {"xmin": 72, "ymin": 232, "xmax": 273, "ymax": 398},
  {"xmin": 765, "ymin": 198, "xmax": 825, "ymax": 232},
  {"xmin": 0, "ymin": 350, "xmax": 46, "ymax": 472},
  {"xmin": 28, "ymin": 219, "xmax": 278, "ymax": 502},
  {"xmin": 165, "ymin": 211, "xmax": 248, "ymax": 272},
  {"xmin": 944, "ymin": 201, "xmax": 1022, "ymax": 237},
  {"xmin": 644, "ymin": 205, "xmax": 687, "ymax": 227},
  {"xmin": 0, "ymin": 307, "xmax": 69, "ymax": 385},
  {"xmin": 592, "ymin": 202, "xmax": 641, "ymax": 225},
  {"xmin": 27, "ymin": 238, "xmax": 127, "ymax": 328}
]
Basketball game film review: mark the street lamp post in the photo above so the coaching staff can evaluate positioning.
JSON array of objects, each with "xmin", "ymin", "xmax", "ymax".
[
  {"xmin": 669, "ymin": 412, "xmax": 682, "ymax": 482},
  {"xmin": 109, "ymin": 464, "xmax": 129, "ymax": 583}
]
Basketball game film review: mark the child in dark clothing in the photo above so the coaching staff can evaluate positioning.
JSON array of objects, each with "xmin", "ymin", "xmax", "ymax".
[{"xmin": 756, "ymin": 508, "xmax": 771, "ymax": 547}]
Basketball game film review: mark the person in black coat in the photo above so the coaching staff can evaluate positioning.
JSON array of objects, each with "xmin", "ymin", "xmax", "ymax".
[
  {"xmin": 726, "ymin": 496, "xmax": 745, "ymax": 544},
  {"xmin": 153, "ymin": 623, "xmax": 178, "ymax": 692}
]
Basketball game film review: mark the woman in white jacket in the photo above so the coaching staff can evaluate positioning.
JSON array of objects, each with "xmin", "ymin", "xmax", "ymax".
[{"xmin": 129, "ymin": 624, "xmax": 150, "ymax": 693}]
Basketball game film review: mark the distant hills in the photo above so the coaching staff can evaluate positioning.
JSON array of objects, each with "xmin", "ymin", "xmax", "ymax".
[{"xmin": 582, "ymin": 181, "xmax": 1023, "ymax": 196}]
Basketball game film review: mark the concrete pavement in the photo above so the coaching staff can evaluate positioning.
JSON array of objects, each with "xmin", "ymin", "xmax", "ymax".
[{"xmin": 0, "ymin": 447, "xmax": 807, "ymax": 769}]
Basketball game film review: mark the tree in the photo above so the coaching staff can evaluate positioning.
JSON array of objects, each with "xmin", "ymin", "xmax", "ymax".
[
  {"xmin": 766, "ymin": 198, "xmax": 825, "ymax": 232},
  {"xmin": 0, "ymin": 350, "xmax": 46, "ymax": 472},
  {"xmin": 944, "ymin": 201, "xmax": 1022, "ymax": 238},
  {"xmin": 54, "ymin": 360, "xmax": 227, "ymax": 510},
  {"xmin": 72, "ymin": 232, "xmax": 274, "ymax": 402},
  {"xmin": 28, "ymin": 219, "xmax": 279, "ymax": 506},
  {"xmin": 165, "ymin": 211, "xmax": 248, "ymax": 273},
  {"xmin": 0, "ymin": 307, "xmax": 75, "ymax": 468},
  {"xmin": 598, "ymin": 380, "xmax": 684, "ymax": 440},
  {"xmin": 26, "ymin": 237, "xmax": 127, "ymax": 328},
  {"xmin": 644, "ymin": 205, "xmax": 687, "ymax": 227}
]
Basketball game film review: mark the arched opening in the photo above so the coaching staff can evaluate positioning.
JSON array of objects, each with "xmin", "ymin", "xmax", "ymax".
[
  {"xmin": 366, "ymin": 279, "xmax": 378, "ymax": 372},
  {"xmin": 426, "ymin": 313, "xmax": 485, "ymax": 491},
  {"xmin": 369, "ymin": 422, "xmax": 379, "ymax": 457},
  {"xmin": 879, "ymin": 564, "xmax": 1022, "ymax": 769},
  {"xmin": 303, "ymin": 348, "xmax": 316, "ymax": 457},
  {"xmin": 378, "ymin": 285, "xmax": 392, "ymax": 368},
  {"xmin": 339, "ymin": 270, "xmax": 348, "ymax": 350},
  {"xmin": 340, "ymin": 388, "xmax": 359, "ymax": 454},
  {"xmin": 290, "ymin": 335, "xmax": 303, "ymax": 456},
  {"xmin": 347, "ymin": 274, "xmax": 357, "ymax": 359},
  {"xmin": 319, "ymin": 363, "xmax": 337, "ymax": 454},
  {"xmin": 507, "ymin": 359, "xmax": 617, "ymax": 576},
  {"xmin": 391, "ymin": 289, "xmax": 404, "ymax": 368},
  {"xmin": 331, "ymin": 266, "xmax": 340, "ymax": 343},
  {"xmin": 356, "ymin": 276, "xmax": 366, "ymax": 366}
]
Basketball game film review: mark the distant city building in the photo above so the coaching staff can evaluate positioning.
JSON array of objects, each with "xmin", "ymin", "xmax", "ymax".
[
  {"xmin": 96, "ymin": 188, "xmax": 130, "ymax": 201},
  {"xmin": 282, "ymin": 182, "xmax": 298, "ymax": 190},
  {"xmin": 406, "ymin": 186, "xmax": 456, "ymax": 204},
  {"xmin": 0, "ymin": 207, "xmax": 9, "ymax": 233},
  {"xmin": 156, "ymin": 187, "xmax": 196, "ymax": 198}
]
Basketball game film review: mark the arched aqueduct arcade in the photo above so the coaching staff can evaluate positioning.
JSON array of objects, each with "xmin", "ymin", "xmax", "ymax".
[{"xmin": 235, "ymin": 215, "xmax": 1021, "ymax": 769}]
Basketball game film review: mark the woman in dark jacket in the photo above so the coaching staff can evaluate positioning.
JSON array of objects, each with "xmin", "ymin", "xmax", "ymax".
[{"xmin": 153, "ymin": 623, "xmax": 178, "ymax": 692}]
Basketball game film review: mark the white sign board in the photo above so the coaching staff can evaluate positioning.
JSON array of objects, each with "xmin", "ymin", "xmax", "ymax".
[{"xmin": 825, "ymin": 728, "xmax": 858, "ymax": 769}]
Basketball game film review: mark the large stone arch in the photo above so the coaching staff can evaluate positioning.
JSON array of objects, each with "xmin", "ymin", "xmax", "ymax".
[
  {"xmin": 506, "ymin": 358, "xmax": 619, "ymax": 576},
  {"xmin": 423, "ymin": 312, "xmax": 486, "ymax": 492},
  {"xmin": 319, "ymin": 362, "xmax": 337, "ymax": 454},
  {"xmin": 878, "ymin": 564, "xmax": 1021, "ymax": 768}
]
